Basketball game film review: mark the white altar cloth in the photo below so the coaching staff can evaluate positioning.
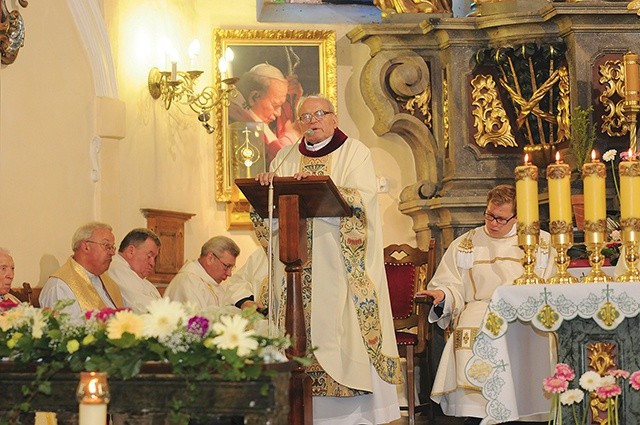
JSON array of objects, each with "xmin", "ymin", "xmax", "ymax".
[{"xmin": 466, "ymin": 282, "xmax": 640, "ymax": 424}]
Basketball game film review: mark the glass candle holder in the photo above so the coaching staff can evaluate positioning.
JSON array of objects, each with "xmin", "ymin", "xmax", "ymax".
[{"xmin": 76, "ymin": 371, "xmax": 110, "ymax": 425}]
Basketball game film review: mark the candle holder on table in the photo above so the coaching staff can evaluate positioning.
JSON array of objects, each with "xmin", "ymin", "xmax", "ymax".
[
  {"xmin": 582, "ymin": 221, "xmax": 613, "ymax": 283},
  {"xmin": 515, "ymin": 223, "xmax": 545, "ymax": 285},
  {"xmin": 618, "ymin": 225, "xmax": 640, "ymax": 282},
  {"xmin": 547, "ymin": 222, "xmax": 576, "ymax": 284},
  {"xmin": 76, "ymin": 371, "xmax": 110, "ymax": 425}
]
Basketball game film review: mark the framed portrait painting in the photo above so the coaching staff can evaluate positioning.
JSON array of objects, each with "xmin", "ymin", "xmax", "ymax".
[{"xmin": 213, "ymin": 28, "xmax": 337, "ymax": 216}]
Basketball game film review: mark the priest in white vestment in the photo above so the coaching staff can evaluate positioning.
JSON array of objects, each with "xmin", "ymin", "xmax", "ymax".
[
  {"xmin": 418, "ymin": 185, "xmax": 556, "ymax": 424},
  {"xmin": 163, "ymin": 236, "xmax": 240, "ymax": 309},
  {"xmin": 253, "ymin": 95, "xmax": 402, "ymax": 425},
  {"xmin": 107, "ymin": 228, "xmax": 162, "ymax": 313}
]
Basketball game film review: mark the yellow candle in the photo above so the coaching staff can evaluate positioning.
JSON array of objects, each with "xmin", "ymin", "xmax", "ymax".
[
  {"xmin": 620, "ymin": 157, "xmax": 640, "ymax": 220},
  {"xmin": 582, "ymin": 160, "xmax": 606, "ymax": 223},
  {"xmin": 515, "ymin": 156, "xmax": 539, "ymax": 226},
  {"xmin": 624, "ymin": 52, "xmax": 640, "ymax": 103},
  {"xmin": 547, "ymin": 157, "xmax": 572, "ymax": 225}
]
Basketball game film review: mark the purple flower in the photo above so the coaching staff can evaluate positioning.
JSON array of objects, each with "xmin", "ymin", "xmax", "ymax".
[{"xmin": 187, "ymin": 316, "xmax": 210, "ymax": 336}]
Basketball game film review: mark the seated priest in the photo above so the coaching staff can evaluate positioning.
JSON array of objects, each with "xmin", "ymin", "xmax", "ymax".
[
  {"xmin": 0, "ymin": 248, "xmax": 20, "ymax": 305},
  {"xmin": 417, "ymin": 184, "xmax": 556, "ymax": 424},
  {"xmin": 107, "ymin": 228, "xmax": 162, "ymax": 313},
  {"xmin": 39, "ymin": 222, "xmax": 125, "ymax": 319},
  {"xmin": 163, "ymin": 236, "xmax": 240, "ymax": 309}
]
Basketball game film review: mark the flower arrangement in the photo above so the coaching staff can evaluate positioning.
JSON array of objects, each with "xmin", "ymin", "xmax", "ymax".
[
  {"xmin": 0, "ymin": 299, "xmax": 291, "ymax": 424},
  {"xmin": 543, "ymin": 363, "xmax": 640, "ymax": 425}
]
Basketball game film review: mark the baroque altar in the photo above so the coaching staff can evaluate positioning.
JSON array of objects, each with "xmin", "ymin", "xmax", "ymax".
[
  {"xmin": 466, "ymin": 282, "xmax": 640, "ymax": 424},
  {"xmin": 348, "ymin": 1, "xmax": 640, "ymax": 256}
]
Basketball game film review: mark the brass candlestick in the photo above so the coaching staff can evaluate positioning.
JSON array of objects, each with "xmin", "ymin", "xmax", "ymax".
[
  {"xmin": 583, "ymin": 222, "xmax": 613, "ymax": 283},
  {"xmin": 547, "ymin": 223, "xmax": 576, "ymax": 284},
  {"xmin": 515, "ymin": 223, "xmax": 544, "ymax": 285},
  {"xmin": 618, "ymin": 225, "xmax": 640, "ymax": 282}
]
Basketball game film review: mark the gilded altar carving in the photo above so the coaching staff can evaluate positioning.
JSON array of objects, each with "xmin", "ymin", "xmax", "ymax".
[
  {"xmin": 0, "ymin": 0, "xmax": 28, "ymax": 65},
  {"xmin": 587, "ymin": 341, "xmax": 618, "ymax": 424},
  {"xmin": 599, "ymin": 60, "xmax": 627, "ymax": 137},
  {"xmin": 471, "ymin": 74, "xmax": 517, "ymax": 148},
  {"xmin": 473, "ymin": 43, "xmax": 570, "ymax": 166},
  {"xmin": 404, "ymin": 88, "xmax": 432, "ymax": 129},
  {"xmin": 374, "ymin": 0, "xmax": 451, "ymax": 18}
]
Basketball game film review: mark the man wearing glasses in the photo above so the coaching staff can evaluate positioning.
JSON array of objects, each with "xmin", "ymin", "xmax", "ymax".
[
  {"xmin": 40, "ymin": 222, "xmax": 125, "ymax": 319},
  {"xmin": 417, "ymin": 185, "xmax": 555, "ymax": 424},
  {"xmin": 254, "ymin": 95, "xmax": 402, "ymax": 424},
  {"xmin": 163, "ymin": 235, "xmax": 240, "ymax": 309}
]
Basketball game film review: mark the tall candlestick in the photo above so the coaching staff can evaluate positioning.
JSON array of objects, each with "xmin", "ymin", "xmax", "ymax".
[
  {"xmin": 547, "ymin": 152, "xmax": 576, "ymax": 284},
  {"xmin": 624, "ymin": 52, "xmax": 640, "ymax": 104},
  {"xmin": 514, "ymin": 155, "xmax": 544, "ymax": 284},
  {"xmin": 618, "ymin": 153, "xmax": 640, "ymax": 281},
  {"xmin": 620, "ymin": 155, "xmax": 640, "ymax": 224},
  {"xmin": 547, "ymin": 154, "xmax": 572, "ymax": 226},
  {"xmin": 582, "ymin": 152, "xmax": 607, "ymax": 244},
  {"xmin": 515, "ymin": 155, "xmax": 539, "ymax": 239}
]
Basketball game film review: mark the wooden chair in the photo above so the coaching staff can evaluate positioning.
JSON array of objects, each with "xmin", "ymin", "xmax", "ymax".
[
  {"xmin": 384, "ymin": 240, "xmax": 436, "ymax": 425},
  {"xmin": 8, "ymin": 282, "xmax": 40, "ymax": 307}
]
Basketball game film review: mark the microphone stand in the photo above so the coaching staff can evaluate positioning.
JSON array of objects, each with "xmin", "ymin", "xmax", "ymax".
[{"xmin": 265, "ymin": 129, "xmax": 312, "ymax": 337}]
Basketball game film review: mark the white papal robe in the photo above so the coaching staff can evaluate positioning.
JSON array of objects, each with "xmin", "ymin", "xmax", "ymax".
[
  {"xmin": 428, "ymin": 224, "xmax": 555, "ymax": 419},
  {"xmin": 263, "ymin": 130, "xmax": 401, "ymax": 424}
]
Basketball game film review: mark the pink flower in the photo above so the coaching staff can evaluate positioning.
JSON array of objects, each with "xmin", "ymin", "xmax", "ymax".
[
  {"xmin": 630, "ymin": 371, "xmax": 640, "ymax": 390},
  {"xmin": 608, "ymin": 369, "xmax": 629, "ymax": 380},
  {"xmin": 555, "ymin": 363, "xmax": 575, "ymax": 381},
  {"xmin": 596, "ymin": 383, "xmax": 622, "ymax": 399},
  {"xmin": 543, "ymin": 376, "xmax": 569, "ymax": 394}
]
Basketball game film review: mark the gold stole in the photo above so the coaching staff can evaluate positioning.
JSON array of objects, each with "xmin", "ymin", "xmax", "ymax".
[{"xmin": 51, "ymin": 258, "xmax": 124, "ymax": 311}]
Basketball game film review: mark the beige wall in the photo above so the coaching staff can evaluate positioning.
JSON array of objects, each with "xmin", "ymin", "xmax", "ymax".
[{"xmin": 0, "ymin": 0, "xmax": 416, "ymax": 288}]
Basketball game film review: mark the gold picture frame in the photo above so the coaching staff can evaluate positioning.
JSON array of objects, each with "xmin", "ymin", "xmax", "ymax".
[{"xmin": 213, "ymin": 29, "xmax": 337, "ymax": 218}]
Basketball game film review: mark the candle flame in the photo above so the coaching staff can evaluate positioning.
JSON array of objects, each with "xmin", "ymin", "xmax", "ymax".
[
  {"xmin": 591, "ymin": 149, "xmax": 596, "ymax": 161},
  {"xmin": 524, "ymin": 153, "xmax": 529, "ymax": 164},
  {"xmin": 88, "ymin": 378, "xmax": 98, "ymax": 395},
  {"xmin": 555, "ymin": 151, "xmax": 561, "ymax": 163}
]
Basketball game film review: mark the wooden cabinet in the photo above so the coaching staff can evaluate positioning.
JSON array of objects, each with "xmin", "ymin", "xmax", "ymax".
[{"xmin": 140, "ymin": 208, "xmax": 195, "ymax": 287}]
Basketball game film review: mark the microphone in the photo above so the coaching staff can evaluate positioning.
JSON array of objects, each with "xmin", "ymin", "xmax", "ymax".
[
  {"xmin": 265, "ymin": 127, "xmax": 312, "ymax": 337},
  {"xmin": 269, "ymin": 128, "xmax": 313, "ymax": 179}
]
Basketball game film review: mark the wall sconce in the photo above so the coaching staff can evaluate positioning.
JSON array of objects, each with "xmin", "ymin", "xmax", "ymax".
[
  {"xmin": 0, "ymin": 0, "xmax": 29, "ymax": 65},
  {"xmin": 148, "ymin": 41, "xmax": 238, "ymax": 134}
]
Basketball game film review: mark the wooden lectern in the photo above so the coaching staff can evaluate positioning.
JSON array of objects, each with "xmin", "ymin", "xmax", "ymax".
[{"xmin": 235, "ymin": 175, "xmax": 351, "ymax": 425}]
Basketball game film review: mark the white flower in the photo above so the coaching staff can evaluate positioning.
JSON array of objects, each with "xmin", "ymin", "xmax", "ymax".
[
  {"xmin": 600, "ymin": 374, "xmax": 616, "ymax": 386},
  {"xmin": 560, "ymin": 388, "xmax": 584, "ymax": 405},
  {"xmin": 143, "ymin": 298, "xmax": 187, "ymax": 339},
  {"xmin": 603, "ymin": 149, "xmax": 617, "ymax": 162},
  {"xmin": 579, "ymin": 370, "xmax": 603, "ymax": 391},
  {"xmin": 211, "ymin": 315, "xmax": 258, "ymax": 356},
  {"xmin": 107, "ymin": 310, "xmax": 145, "ymax": 339}
]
